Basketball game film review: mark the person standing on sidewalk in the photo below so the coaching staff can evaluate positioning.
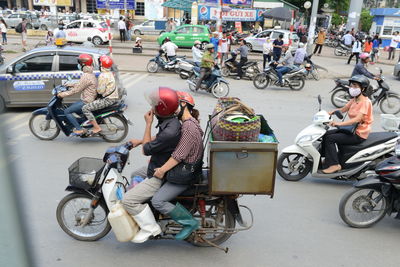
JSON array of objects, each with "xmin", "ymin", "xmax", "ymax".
[
  {"xmin": 272, "ymin": 34, "xmax": 284, "ymax": 61},
  {"xmin": 262, "ymin": 37, "xmax": 273, "ymax": 69},
  {"xmin": 0, "ymin": 18, "xmax": 7, "ymax": 45},
  {"xmin": 234, "ymin": 39, "xmax": 249, "ymax": 80},
  {"xmin": 347, "ymin": 38, "xmax": 362, "ymax": 64},
  {"xmin": 118, "ymin": 17, "xmax": 127, "ymax": 43},
  {"xmin": 218, "ymin": 31, "xmax": 230, "ymax": 65},
  {"xmin": 126, "ymin": 17, "xmax": 133, "ymax": 41},
  {"xmin": 371, "ymin": 34, "xmax": 381, "ymax": 63},
  {"xmin": 388, "ymin": 31, "xmax": 400, "ymax": 60},
  {"xmin": 21, "ymin": 18, "xmax": 27, "ymax": 51},
  {"xmin": 313, "ymin": 28, "xmax": 326, "ymax": 56}
]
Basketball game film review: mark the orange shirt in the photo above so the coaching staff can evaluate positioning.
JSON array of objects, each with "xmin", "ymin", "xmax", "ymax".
[
  {"xmin": 364, "ymin": 41, "xmax": 373, "ymax": 52},
  {"xmin": 344, "ymin": 96, "xmax": 373, "ymax": 139},
  {"xmin": 316, "ymin": 32, "xmax": 326, "ymax": 45}
]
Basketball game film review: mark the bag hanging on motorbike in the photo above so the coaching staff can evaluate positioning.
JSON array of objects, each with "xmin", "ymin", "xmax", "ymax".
[
  {"xmin": 108, "ymin": 202, "xmax": 139, "ymax": 242},
  {"xmin": 211, "ymin": 97, "xmax": 261, "ymax": 142}
]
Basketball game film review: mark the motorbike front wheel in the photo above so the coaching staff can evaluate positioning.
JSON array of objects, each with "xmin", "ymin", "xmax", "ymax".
[
  {"xmin": 56, "ymin": 193, "xmax": 111, "ymax": 241},
  {"xmin": 253, "ymin": 73, "xmax": 270, "ymax": 89},
  {"xmin": 29, "ymin": 114, "xmax": 60, "ymax": 140},
  {"xmin": 211, "ymin": 82, "xmax": 230, "ymax": 98},
  {"xmin": 146, "ymin": 61, "xmax": 159, "ymax": 73},
  {"xmin": 339, "ymin": 188, "xmax": 388, "ymax": 228},
  {"xmin": 288, "ymin": 76, "xmax": 305, "ymax": 91},
  {"xmin": 379, "ymin": 94, "xmax": 400, "ymax": 114},
  {"xmin": 277, "ymin": 153, "xmax": 312, "ymax": 181},
  {"xmin": 331, "ymin": 88, "xmax": 350, "ymax": 108}
]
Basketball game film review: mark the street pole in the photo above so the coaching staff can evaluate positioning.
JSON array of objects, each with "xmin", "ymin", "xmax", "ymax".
[
  {"xmin": 306, "ymin": 0, "xmax": 319, "ymax": 55},
  {"xmin": 346, "ymin": 0, "xmax": 363, "ymax": 31},
  {"xmin": 216, "ymin": 0, "xmax": 223, "ymax": 63},
  {"xmin": 106, "ymin": 0, "xmax": 113, "ymax": 57}
]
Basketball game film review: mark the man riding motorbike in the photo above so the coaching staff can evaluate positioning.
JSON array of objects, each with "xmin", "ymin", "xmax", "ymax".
[
  {"xmin": 161, "ymin": 37, "xmax": 178, "ymax": 61},
  {"xmin": 192, "ymin": 40, "xmax": 203, "ymax": 67},
  {"xmin": 79, "ymin": 55, "xmax": 119, "ymax": 135},
  {"xmin": 57, "ymin": 54, "xmax": 98, "ymax": 135},
  {"xmin": 152, "ymin": 91, "xmax": 204, "ymax": 241},
  {"xmin": 194, "ymin": 43, "xmax": 215, "ymax": 91},
  {"xmin": 122, "ymin": 87, "xmax": 182, "ymax": 243},
  {"xmin": 351, "ymin": 52, "xmax": 380, "ymax": 80},
  {"xmin": 274, "ymin": 44, "xmax": 296, "ymax": 86}
]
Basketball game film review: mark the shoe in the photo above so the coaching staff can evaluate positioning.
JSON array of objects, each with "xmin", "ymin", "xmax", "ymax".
[
  {"xmin": 168, "ymin": 202, "xmax": 199, "ymax": 240},
  {"xmin": 131, "ymin": 204, "xmax": 161, "ymax": 243},
  {"xmin": 322, "ymin": 165, "xmax": 342, "ymax": 174}
]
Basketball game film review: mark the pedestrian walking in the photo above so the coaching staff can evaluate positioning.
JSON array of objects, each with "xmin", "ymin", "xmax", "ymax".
[
  {"xmin": 21, "ymin": 18, "xmax": 27, "ymax": 51},
  {"xmin": 388, "ymin": 31, "xmax": 400, "ymax": 60},
  {"xmin": 126, "ymin": 17, "xmax": 133, "ymax": 41},
  {"xmin": 342, "ymin": 31, "xmax": 354, "ymax": 48},
  {"xmin": 262, "ymin": 37, "xmax": 273, "ymax": 69},
  {"xmin": 363, "ymin": 37, "xmax": 373, "ymax": 53},
  {"xmin": 0, "ymin": 18, "xmax": 7, "ymax": 45},
  {"xmin": 272, "ymin": 34, "xmax": 284, "ymax": 61},
  {"xmin": 118, "ymin": 17, "xmax": 127, "ymax": 43},
  {"xmin": 234, "ymin": 39, "xmax": 249, "ymax": 80},
  {"xmin": 347, "ymin": 38, "xmax": 362, "ymax": 64},
  {"xmin": 218, "ymin": 31, "xmax": 230, "ymax": 65},
  {"xmin": 313, "ymin": 28, "xmax": 326, "ymax": 56},
  {"xmin": 371, "ymin": 34, "xmax": 381, "ymax": 63}
]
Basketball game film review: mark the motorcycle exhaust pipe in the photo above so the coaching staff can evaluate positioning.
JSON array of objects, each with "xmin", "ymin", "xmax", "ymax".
[{"xmin": 180, "ymin": 72, "xmax": 190, "ymax": 79}]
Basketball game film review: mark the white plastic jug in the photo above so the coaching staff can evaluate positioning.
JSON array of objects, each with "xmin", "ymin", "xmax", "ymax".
[{"xmin": 108, "ymin": 202, "xmax": 139, "ymax": 242}]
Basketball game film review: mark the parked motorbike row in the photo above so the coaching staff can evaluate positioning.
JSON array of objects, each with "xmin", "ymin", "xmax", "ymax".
[{"xmin": 277, "ymin": 95, "xmax": 400, "ymax": 228}]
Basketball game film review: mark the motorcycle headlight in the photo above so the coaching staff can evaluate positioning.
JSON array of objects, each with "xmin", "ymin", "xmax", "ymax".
[{"xmin": 296, "ymin": 134, "xmax": 321, "ymax": 145}]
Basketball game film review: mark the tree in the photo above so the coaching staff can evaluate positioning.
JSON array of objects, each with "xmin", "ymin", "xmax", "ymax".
[
  {"xmin": 360, "ymin": 9, "xmax": 373, "ymax": 32},
  {"xmin": 331, "ymin": 13, "xmax": 343, "ymax": 27}
]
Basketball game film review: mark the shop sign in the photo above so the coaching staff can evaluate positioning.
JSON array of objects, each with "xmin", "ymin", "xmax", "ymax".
[
  {"xmin": 96, "ymin": 0, "xmax": 135, "ymax": 10},
  {"xmin": 199, "ymin": 0, "xmax": 253, "ymax": 8},
  {"xmin": 33, "ymin": 0, "xmax": 73, "ymax": 6},
  {"xmin": 384, "ymin": 16, "xmax": 400, "ymax": 26},
  {"xmin": 198, "ymin": 5, "xmax": 263, "ymax": 21}
]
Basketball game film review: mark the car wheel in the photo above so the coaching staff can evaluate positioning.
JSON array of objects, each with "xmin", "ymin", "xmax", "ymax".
[
  {"xmin": 40, "ymin": 24, "xmax": 48, "ymax": 31},
  {"xmin": 0, "ymin": 95, "xmax": 6, "ymax": 114},
  {"xmin": 26, "ymin": 23, "xmax": 32, "ymax": 30},
  {"xmin": 134, "ymin": 30, "xmax": 141, "ymax": 35},
  {"xmin": 92, "ymin": 36, "xmax": 103, "ymax": 46},
  {"xmin": 246, "ymin": 43, "xmax": 253, "ymax": 51}
]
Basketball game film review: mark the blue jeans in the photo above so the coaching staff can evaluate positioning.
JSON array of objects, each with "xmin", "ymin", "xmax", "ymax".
[
  {"xmin": 2, "ymin": 32, "xmax": 6, "ymax": 44},
  {"xmin": 64, "ymin": 101, "xmax": 84, "ymax": 130},
  {"xmin": 276, "ymin": 66, "xmax": 291, "ymax": 83}
]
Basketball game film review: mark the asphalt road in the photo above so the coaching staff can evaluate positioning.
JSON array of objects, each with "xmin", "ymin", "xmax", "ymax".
[{"xmin": 1, "ymin": 71, "xmax": 400, "ymax": 267}]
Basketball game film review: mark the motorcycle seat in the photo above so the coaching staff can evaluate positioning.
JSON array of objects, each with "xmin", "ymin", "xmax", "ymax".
[
  {"xmin": 179, "ymin": 169, "xmax": 209, "ymax": 197},
  {"xmin": 184, "ymin": 59, "xmax": 195, "ymax": 65},
  {"xmin": 243, "ymin": 61, "xmax": 257, "ymax": 67},
  {"xmin": 93, "ymin": 101, "xmax": 125, "ymax": 114},
  {"xmin": 340, "ymin": 132, "xmax": 398, "ymax": 154}
]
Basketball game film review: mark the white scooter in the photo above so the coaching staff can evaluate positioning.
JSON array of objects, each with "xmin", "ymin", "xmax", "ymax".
[{"xmin": 277, "ymin": 96, "xmax": 400, "ymax": 181}]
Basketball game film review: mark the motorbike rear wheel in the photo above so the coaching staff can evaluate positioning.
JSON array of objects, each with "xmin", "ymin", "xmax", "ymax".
[
  {"xmin": 100, "ymin": 114, "xmax": 129, "ymax": 143},
  {"xmin": 252, "ymin": 73, "xmax": 270, "ymax": 89},
  {"xmin": 334, "ymin": 47, "xmax": 343, "ymax": 56},
  {"xmin": 277, "ymin": 153, "xmax": 312, "ymax": 181},
  {"xmin": 339, "ymin": 188, "xmax": 388, "ymax": 228},
  {"xmin": 331, "ymin": 88, "xmax": 350, "ymax": 108},
  {"xmin": 29, "ymin": 114, "xmax": 60, "ymax": 140},
  {"xmin": 311, "ymin": 68, "xmax": 320, "ymax": 81},
  {"xmin": 189, "ymin": 200, "xmax": 235, "ymax": 247},
  {"xmin": 379, "ymin": 94, "xmax": 400, "ymax": 114},
  {"xmin": 288, "ymin": 76, "xmax": 305, "ymax": 91},
  {"xmin": 211, "ymin": 82, "xmax": 230, "ymax": 98},
  {"xmin": 221, "ymin": 66, "xmax": 230, "ymax": 77},
  {"xmin": 146, "ymin": 61, "xmax": 159, "ymax": 73},
  {"xmin": 56, "ymin": 193, "xmax": 111, "ymax": 241}
]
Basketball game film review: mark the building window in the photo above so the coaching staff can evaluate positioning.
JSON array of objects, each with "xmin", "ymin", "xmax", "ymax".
[
  {"xmin": 383, "ymin": 26, "xmax": 393, "ymax": 35},
  {"xmin": 136, "ymin": 2, "xmax": 145, "ymax": 16}
]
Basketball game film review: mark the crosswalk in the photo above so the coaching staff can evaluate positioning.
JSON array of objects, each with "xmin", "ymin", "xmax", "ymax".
[{"xmin": 119, "ymin": 72, "xmax": 149, "ymax": 89}]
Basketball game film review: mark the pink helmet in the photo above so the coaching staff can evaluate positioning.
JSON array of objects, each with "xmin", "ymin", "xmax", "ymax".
[{"xmin": 359, "ymin": 53, "xmax": 370, "ymax": 60}]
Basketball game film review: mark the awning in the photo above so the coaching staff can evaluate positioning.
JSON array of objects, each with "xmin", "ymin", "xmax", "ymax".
[{"xmin": 162, "ymin": 0, "xmax": 193, "ymax": 12}]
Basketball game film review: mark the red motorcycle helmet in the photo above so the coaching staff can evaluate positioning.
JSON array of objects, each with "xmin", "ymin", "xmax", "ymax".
[
  {"xmin": 176, "ymin": 91, "xmax": 195, "ymax": 107},
  {"xmin": 99, "ymin": 55, "xmax": 113, "ymax": 69},
  {"xmin": 146, "ymin": 87, "xmax": 179, "ymax": 117},
  {"xmin": 78, "ymin": 53, "xmax": 93, "ymax": 66}
]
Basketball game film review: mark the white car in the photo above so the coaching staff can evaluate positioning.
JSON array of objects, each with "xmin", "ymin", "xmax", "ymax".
[
  {"xmin": 245, "ymin": 29, "xmax": 299, "ymax": 52},
  {"xmin": 60, "ymin": 20, "xmax": 110, "ymax": 46}
]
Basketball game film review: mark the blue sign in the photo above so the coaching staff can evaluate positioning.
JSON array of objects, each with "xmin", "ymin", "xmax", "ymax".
[
  {"xmin": 13, "ymin": 81, "xmax": 46, "ymax": 91},
  {"xmin": 96, "ymin": 0, "xmax": 135, "ymax": 10},
  {"xmin": 199, "ymin": 0, "xmax": 253, "ymax": 8}
]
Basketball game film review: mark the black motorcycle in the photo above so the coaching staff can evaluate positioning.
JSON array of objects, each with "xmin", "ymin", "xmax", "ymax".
[
  {"xmin": 339, "ymin": 142, "xmax": 400, "ymax": 228},
  {"xmin": 303, "ymin": 55, "xmax": 320, "ymax": 81},
  {"xmin": 146, "ymin": 50, "xmax": 185, "ymax": 74},
  {"xmin": 29, "ymin": 78, "xmax": 130, "ymax": 143},
  {"xmin": 330, "ymin": 69, "xmax": 400, "ymax": 114},
  {"xmin": 334, "ymin": 43, "xmax": 352, "ymax": 57},
  {"xmin": 221, "ymin": 52, "xmax": 260, "ymax": 80},
  {"xmin": 252, "ymin": 61, "xmax": 306, "ymax": 90}
]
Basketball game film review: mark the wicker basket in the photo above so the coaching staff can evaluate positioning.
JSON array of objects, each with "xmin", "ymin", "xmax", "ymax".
[{"xmin": 211, "ymin": 97, "xmax": 261, "ymax": 142}]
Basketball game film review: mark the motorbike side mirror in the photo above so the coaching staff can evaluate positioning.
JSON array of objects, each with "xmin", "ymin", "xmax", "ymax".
[
  {"xmin": 334, "ymin": 110, "xmax": 344, "ymax": 120},
  {"xmin": 317, "ymin": 95, "xmax": 322, "ymax": 111}
]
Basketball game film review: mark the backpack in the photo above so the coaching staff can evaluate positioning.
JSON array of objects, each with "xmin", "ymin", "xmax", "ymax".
[{"xmin": 15, "ymin": 23, "xmax": 23, "ymax": 33}]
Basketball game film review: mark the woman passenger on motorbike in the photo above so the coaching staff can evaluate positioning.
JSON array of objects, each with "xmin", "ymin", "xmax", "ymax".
[
  {"xmin": 58, "ymin": 54, "xmax": 98, "ymax": 135},
  {"xmin": 151, "ymin": 91, "xmax": 203, "ymax": 241},
  {"xmin": 322, "ymin": 75, "xmax": 373, "ymax": 174},
  {"xmin": 78, "ymin": 55, "xmax": 120, "ymax": 135}
]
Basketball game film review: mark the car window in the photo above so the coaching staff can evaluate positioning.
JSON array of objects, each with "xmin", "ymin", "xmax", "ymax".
[
  {"xmin": 271, "ymin": 32, "xmax": 281, "ymax": 39},
  {"xmin": 9, "ymin": 14, "xmax": 17, "ymax": 18},
  {"xmin": 14, "ymin": 55, "xmax": 54, "ymax": 73},
  {"xmin": 192, "ymin": 26, "xmax": 204, "ymax": 34},
  {"xmin": 143, "ymin": 21, "xmax": 150, "ymax": 26},
  {"xmin": 176, "ymin": 26, "xmax": 190, "ymax": 34},
  {"xmin": 83, "ymin": 21, "xmax": 94, "ymax": 28},
  {"xmin": 67, "ymin": 21, "xmax": 81, "ymax": 29},
  {"xmin": 258, "ymin": 31, "xmax": 271, "ymax": 38},
  {"xmin": 58, "ymin": 54, "xmax": 80, "ymax": 71}
]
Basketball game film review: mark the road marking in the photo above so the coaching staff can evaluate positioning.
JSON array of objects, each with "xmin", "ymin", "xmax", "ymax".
[
  {"xmin": 1, "ymin": 113, "xmax": 30, "ymax": 126},
  {"xmin": 9, "ymin": 121, "xmax": 28, "ymax": 132},
  {"xmin": 121, "ymin": 73, "xmax": 140, "ymax": 85},
  {"xmin": 124, "ymin": 74, "xmax": 149, "ymax": 89}
]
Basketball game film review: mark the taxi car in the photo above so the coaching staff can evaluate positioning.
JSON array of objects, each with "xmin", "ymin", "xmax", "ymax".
[
  {"xmin": 0, "ymin": 46, "xmax": 125, "ymax": 113},
  {"xmin": 57, "ymin": 20, "xmax": 110, "ymax": 46},
  {"xmin": 245, "ymin": 29, "xmax": 299, "ymax": 52},
  {"xmin": 157, "ymin": 25, "xmax": 211, "ymax": 48}
]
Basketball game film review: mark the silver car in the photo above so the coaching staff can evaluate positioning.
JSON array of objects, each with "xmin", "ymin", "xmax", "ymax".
[
  {"xmin": 0, "ymin": 46, "xmax": 125, "ymax": 113},
  {"xmin": 394, "ymin": 61, "xmax": 400, "ymax": 78},
  {"xmin": 4, "ymin": 13, "xmax": 40, "ymax": 29},
  {"xmin": 245, "ymin": 29, "xmax": 299, "ymax": 52},
  {"xmin": 132, "ymin": 20, "xmax": 166, "ymax": 35}
]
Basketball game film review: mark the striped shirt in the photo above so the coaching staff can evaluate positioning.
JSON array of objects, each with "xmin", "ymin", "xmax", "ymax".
[{"xmin": 172, "ymin": 117, "xmax": 204, "ymax": 164}]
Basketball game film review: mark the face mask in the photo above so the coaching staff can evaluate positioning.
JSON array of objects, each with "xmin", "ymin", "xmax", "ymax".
[{"xmin": 349, "ymin": 87, "xmax": 362, "ymax": 97}]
